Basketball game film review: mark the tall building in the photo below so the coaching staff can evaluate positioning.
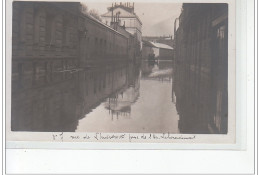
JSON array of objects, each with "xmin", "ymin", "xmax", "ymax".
[
  {"xmin": 173, "ymin": 3, "xmax": 228, "ymax": 134},
  {"xmin": 101, "ymin": 2, "xmax": 142, "ymax": 55}
]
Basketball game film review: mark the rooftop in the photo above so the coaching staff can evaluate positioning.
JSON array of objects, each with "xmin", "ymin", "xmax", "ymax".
[
  {"xmin": 107, "ymin": 2, "xmax": 135, "ymax": 14},
  {"xmin": 101, "ymin": 3, "xmax": 142, "ymax": 25},
  {"xmin": 150, "ymin": 42, "xmax": 173, "ymax": 50}
]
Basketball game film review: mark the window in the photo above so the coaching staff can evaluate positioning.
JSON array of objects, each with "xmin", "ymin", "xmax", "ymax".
[
  {"xmin": 94, "ymin": 75, "xmax": 97, "ymax": 94},
  {"xmin": 100, "ymin": 39, "xmax": 103, "ymax": 55},
  {"xmin": 104, "ymin": 40, "xmax": 107, "ymax": 55},
  {"xmin": 95, "ymin": 38, "xmax": 98, "ymax": 55},
  {"xmin": 46, "ymin": 14, "xmax": 55, "ymax": 45},
  {"xmin": 103, "ymin": 73, "xmax": 106, "ymax": 88},
  {"xmin": 217, "ymin": 26, "xmax": 225, "ymax": 39},
  {"xmin": 34, "ymin": 11, "xmax": 41, "ymax": 44},
  {"xmin": 85, "ymin": 72, "xmax": 88, "ymax": 96},
  {"xmin": 99, "ymin": 76, "xmax": 102, "ymax": 91},
  {"xmin": 62, "ymin": 19, "xmax": 70, "ymax": 46}
]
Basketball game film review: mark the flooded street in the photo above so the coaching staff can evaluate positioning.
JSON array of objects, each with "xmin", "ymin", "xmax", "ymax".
[
  {"xmin": 10, "ymin": 1, "xmax": 229, "ymax": 143},
  {"xmin": 77, "ymin": 61, "xmax": 179, "ymax": 133},
  {"xmin": 11, "ymin": 59, "xmax": 180, "ymax": 133},
  {"xmin": 10, "ymin": 2, "xmax": 229, "ymax": 147}
]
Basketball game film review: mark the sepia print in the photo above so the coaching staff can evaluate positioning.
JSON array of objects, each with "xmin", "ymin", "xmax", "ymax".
[{"xmin": 7, "ymin": 0, "xmax": 234, "ymax": 144}]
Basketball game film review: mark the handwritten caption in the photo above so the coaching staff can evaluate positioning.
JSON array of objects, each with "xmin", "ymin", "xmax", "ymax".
[{"xmin": 52, "ymin": 132, "xmax": 196, "ymax": 142}]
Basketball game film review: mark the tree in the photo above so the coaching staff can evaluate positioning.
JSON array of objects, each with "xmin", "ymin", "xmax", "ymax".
[
  {"xmin": 80, "ymin": 3, "xmax": 88, "ymax": 15},
  {"xmin": 89, "ymin": 9, "xmax": 102, "ymax": 22},
  {"xmin": 80, "ymin": 3, "xmax": 102, "ymax": 22}
]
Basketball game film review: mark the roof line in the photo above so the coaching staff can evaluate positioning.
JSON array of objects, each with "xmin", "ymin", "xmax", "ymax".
[{"xmin": 101, "ymin": 7, "xmax": 142, "ymax": 25}]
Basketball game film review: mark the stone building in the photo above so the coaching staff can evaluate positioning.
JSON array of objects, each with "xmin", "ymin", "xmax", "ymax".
[
  {"xmin": 141, "ymin": 40, "xmax": 155, "ymax": 60},
  {"xmin": 142, "ymin": 41, "xmax": 173, "ymax": 61},
  {"xmin": 151, "ymin": 42, "xmax": 173, "ymax": 61},
  {"xmin": 143, "ymin": 36, "xmax": 174, "ymax": 48},
  {"xmin": 101, "ymin": 2, "xmax": 142, "ymax": 57},
  {"xmin": 11, "ymin": 1, "xmax": 138, "ymax": 131},
  {"xmin": 110, "ymin": 20, "xmax": 135, "ymax": 62},
  {"xmin": 173, "ymin": 3, "xmax": 228, "ymax": 134},
  {"xmin": 12, "ymin": 2, "xmax": 82, "ymax": 131}
]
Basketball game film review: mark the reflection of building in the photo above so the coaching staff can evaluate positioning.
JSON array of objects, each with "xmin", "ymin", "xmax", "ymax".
[
  {"xmin": 12, "ymin": 61, "xmax": 131, "ymax": 131},
  {"xmin": 104, "ymin": 86, "xmax": 140, "ymax": 119},
  {"xmin": 173, "ymin": 4, "xmax": 228, "ymax": 134},
  {"xmin": 142, "ymin": 41, "xmax": 173, "ymax": 60},
  {"xmin": 104, "ymin": 62, "xmax": 141, "ymax": 119},
  {"xmin": 101, "ymin": 2, "xmax": 142, "ymax": 57},
  {"xmin": 78, "ymin": 63, "xmax": 128, "ymax": 119}
]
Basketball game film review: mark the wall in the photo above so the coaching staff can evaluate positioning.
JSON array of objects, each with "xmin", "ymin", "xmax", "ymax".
[
  {"xmin": 143, "ymin": 36, "xmax": 174, "ymax": 47},
  {"xmin": 12, "ymin": 62, "xmax": 130, "ymax": 131},
  {"xmin": 173, "ymin": 3, "xmax": 228, "ymax": 134},
  {"xmin": 78, "ymin": 15, "xmax": 129, "ymax": 66},
  {"xmin": 11, "ymin": 2, "xmax": 135, "ymax": 131},
  {"xmin": 142, "ymin": 46, "xmax": 153, "ymax": 59},
  {"xmin": 101, "ymin": 6, "xmax": 143, "ymax": 57},
  {"xmin": 159, "ymin": 48, "xmax": 173, "ymax": 60}
]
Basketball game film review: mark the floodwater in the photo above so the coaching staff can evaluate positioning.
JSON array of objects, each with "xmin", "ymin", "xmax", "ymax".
[
  {"xmin": 11, "ymin": 60, "xmax": 180, "ymax": 133},
  {"xmin": 76, "ymin": 61, "xmax": 180, "ymax": 133}
]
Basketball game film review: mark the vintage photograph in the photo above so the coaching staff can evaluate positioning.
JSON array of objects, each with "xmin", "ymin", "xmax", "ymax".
[{"xmin": 10, "ymin": 1, "xmax": 229, "ymax": 135}]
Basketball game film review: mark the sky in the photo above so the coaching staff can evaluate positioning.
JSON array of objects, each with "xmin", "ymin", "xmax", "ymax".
[{"xmin": 81, "ymin": 1, "xmax": 182, "ymax": 36}]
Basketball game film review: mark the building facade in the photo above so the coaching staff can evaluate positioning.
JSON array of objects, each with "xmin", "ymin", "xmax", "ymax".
[
  {"xmin": 143, "ymin": 36, "xmax": 174, "ymax": 48},
  {"xmin": 101, "ymin": 2, "xmax": 142, "ymax": 57},
  {"xmin": 142, "ymin": 41, "xmax": 173, "ymax": 61},
  {"xmin": 11, "ymin": 1, "xmax": 139, "ymax": 131},
  {"xmin": 173, "ymin": 3, "xmax": 228, "ymax": 134}
]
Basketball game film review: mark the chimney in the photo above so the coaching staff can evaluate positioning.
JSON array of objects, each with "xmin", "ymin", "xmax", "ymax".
[
  {"xmin": 117, "ymin": 12, "xmax": 120, "ymax": 22},
  {"xmin": 111, "ymin": 3, "xmax": 114, "ymax": 22}
]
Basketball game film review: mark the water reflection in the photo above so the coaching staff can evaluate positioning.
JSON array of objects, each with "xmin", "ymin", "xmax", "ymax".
[
  {"xmin": 76, "ymin": 60, "xmax": 179, "ymax": 133},
  {"xmin": 103, "ymin": 63, "xmax": 140, "ymax": 120},
  {"xmin": 13, "ymin": 59, "xmax": 221, "ymax": 134},
  {"xmin": 11, "ymin": 61, "xmax": 131, "ymax": 132}
]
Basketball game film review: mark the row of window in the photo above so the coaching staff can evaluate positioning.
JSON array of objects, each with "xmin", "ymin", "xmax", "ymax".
[
  {"xmin": 13, "ymin": 7, "xmax": 77, "ymax": 50},
  {"xmin": 84, "ymin": 37, "xmax": 128, "ymax": 56}
]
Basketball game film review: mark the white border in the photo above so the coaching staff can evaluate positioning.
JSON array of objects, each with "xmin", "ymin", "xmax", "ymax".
[
  {"xmin": 6, "ymin": 0, "xmax": 239, "ymax": 149},
  {"xmin": 4, "ymin": 0, "xmax": 256, "ymax": 174}
]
